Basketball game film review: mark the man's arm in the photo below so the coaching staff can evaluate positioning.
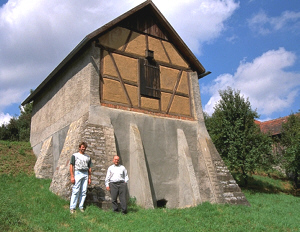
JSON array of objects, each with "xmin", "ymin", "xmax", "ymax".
[
  {"xmin": 70, "ymin": 164, "xmax": 75, "ymax": 184},
  {"xmin": 124, "ymin": 166, "xmax": 129, "ymax": 183},
  {"xmin": 105, "ymin": 167, "xmax": 111, "ymax": 191},
  {"xmin": 88, "ymin": 167, "xmax": 92, "ymax": 185}
]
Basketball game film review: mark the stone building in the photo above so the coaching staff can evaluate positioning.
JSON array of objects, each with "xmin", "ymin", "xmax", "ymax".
[{"xmin": 22, "ymin": 1, "xmax": 249, "ymax": 208}]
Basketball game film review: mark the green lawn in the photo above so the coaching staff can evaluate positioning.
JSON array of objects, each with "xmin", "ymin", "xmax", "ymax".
[{"xmin": 0, "ymin": 141, "xmax": 299, "ymax": 231}]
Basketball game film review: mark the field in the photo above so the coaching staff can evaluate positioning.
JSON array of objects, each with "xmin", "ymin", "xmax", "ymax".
[{"xmin": 0, "ymin": 140, "xmax": 299, "ymax": 231}]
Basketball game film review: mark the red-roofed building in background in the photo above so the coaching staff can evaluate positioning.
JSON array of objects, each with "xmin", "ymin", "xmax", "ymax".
[
  {"xmin": 255, "ymin": 113, "xmax": 300, "ymax": 137},
  {"xmin": 255, "ymin": 116, "xmax": 289, "ymax": 137},
  {"xmin": 255, "ymin": 113, "xmax": 300, "ymax": 157}
]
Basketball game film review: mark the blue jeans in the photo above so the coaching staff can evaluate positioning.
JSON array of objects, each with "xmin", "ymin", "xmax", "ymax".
[{"xmin": 70, "ymin": 170, "xmax": 88, "ymax": 210}]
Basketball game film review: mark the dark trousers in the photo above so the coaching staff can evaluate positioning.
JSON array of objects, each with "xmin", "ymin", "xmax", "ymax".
[{"xmin": 109, "ymin": 182, "xmax": 127, "ymax": 213}]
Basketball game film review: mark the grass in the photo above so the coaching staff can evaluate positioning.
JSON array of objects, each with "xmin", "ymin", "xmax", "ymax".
[
  {"xmin": 1, "ymin": 141, "xmax": 300, "ymax": 231},
  {"xmin": 0, "ymin": 140, "xmax": 36, "ymax": 176}
]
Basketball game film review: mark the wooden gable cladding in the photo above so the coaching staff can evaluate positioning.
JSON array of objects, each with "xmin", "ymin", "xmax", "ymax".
[
  {"xmin": 119, "ymin": 6, "xmax": 168, "ymax": 41},
  {"xmin": 99, "ymin": 26, "xmax": 193, "ymax": 118}
]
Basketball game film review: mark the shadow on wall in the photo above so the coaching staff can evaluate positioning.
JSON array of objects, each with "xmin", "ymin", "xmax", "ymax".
[{"xmin": 86, "ymin": 186, "xmax": 108, "ymax": 208}]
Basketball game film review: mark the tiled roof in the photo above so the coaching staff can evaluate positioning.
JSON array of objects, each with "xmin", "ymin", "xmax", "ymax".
[{"xmin": 255, "ymin": 113, "xmax": 300, "ymax": 135}]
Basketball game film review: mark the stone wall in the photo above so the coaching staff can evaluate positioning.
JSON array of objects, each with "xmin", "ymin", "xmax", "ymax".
[
  {"xmin": 48, "ymin": 113, "xmax": 118, "ymax": 208},
  {"xmin": 81, "ymin": 121, "xmax": 117, "ymax": 208}
]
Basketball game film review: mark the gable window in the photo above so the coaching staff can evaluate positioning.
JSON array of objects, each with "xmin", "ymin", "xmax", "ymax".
[{"xmin": 140, "ymin": 50, "xmax": 160, "ymax": 99}]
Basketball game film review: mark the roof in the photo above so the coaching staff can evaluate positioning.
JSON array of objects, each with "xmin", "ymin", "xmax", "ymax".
[
  {"xmin": 255, "ymin": 117, "xmax": 288, "ymax": 136},
  {"xmin": 22, "ymin": 0, "xmax": 207, "ymax": 105},
  {"xmin": 255, "ymin": 113, "xmax": 300, "ymax": 136}
]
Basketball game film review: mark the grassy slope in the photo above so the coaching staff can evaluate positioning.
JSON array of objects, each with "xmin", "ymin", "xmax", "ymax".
[
  {"xmin": 0, "ymin": 141, "xmax": 299, "ymax": 232},
  {"xmin": 0, "ymin": 140, "xmax": 36, "ymax": 175}
]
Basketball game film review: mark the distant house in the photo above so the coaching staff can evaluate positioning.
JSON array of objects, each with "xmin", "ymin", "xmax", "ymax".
[
  {"xmin": 22, "ymin": 1, "xmax": 249, "ymax": 208},
  {"xmin": 256, "ymin": 113, "xmax": 300, "ymax": 137},
  {"xmin": 255, "ymin": 113, "xmax": 300, "ymax": 155},
  {"xmin": 255, "ymin": 116, "xmax": 289, "ymax": 138}
]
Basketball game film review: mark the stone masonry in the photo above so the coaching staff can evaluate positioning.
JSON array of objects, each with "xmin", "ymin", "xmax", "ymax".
[{"xmin": 48, "ymin": 113, "xmax": 117, "ymax": 208}]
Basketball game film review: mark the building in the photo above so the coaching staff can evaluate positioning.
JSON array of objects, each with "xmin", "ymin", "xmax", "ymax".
[
  {"xmin": 22, "ymin": 0, "xmax": 249, "ymax": 208},
  {"xmin": 256, "ymin": 113, "xmax": 300, "ymax": 157},
  {"xmin": 255, "ymin": 116, "xmax": 289, "ymax": 138}
]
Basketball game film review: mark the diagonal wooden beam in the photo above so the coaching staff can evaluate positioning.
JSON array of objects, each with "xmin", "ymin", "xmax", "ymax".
[
  {"xmin": 122, "ymin": 30, "xmax": 133, "ymax": 52},
  {"xmin": 160, "ymin": 40, "xmax": 172, "ymax": 64},
  {"xmin": 109, "ymin": 52, "xmax": 133, "ymax": 107},
  {"xmin": 166, "ymin": 70, "xmax": 182, "ymax": 114}
]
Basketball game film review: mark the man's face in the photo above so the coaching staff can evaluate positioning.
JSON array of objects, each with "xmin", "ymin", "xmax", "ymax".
[
  {"xmin": 79, "ymin": 145, "xmax": 86, "ymax": 154},
  {"xmin": 113, "ymin": 156, "xmax": 120, "ymax": 165}
]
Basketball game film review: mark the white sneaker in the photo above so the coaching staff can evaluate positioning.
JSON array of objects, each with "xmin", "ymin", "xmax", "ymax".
[{"xmin": 70, "ymin": 209, "xmax": 76, "ymax": 214}]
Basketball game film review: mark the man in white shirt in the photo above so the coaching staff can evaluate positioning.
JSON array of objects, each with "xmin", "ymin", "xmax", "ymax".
[{"xmin": 105, "ymin": 155, "xmax": 129, "ymax": 214}]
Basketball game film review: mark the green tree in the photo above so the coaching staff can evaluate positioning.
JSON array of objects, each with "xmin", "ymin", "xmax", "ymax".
[
  {"xmin": 0, "ymin": 100, "xmax": 32, "ymax": 142},
  {"xmin": 281, "ymin": 112, "xmax": 300, "ymax": 188},
  {"xmin": 0, "ymin": 124, "xmax": 9, "ymax": 140},
  {"xmin": 205, "ymin": 87, "xmax": 272, "ymax": 185},
  {"xmin": 17, "ymin": 102, "xmax": 33, "ymax": 141},
  {"xmin": 6, "ymin": 117, "xmax": 19, "ymax": 141}
]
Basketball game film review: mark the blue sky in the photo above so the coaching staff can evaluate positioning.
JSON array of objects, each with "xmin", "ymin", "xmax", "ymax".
[{"xmin": 0, "ymin": 0, "xmax": 299, "ymax": 125}]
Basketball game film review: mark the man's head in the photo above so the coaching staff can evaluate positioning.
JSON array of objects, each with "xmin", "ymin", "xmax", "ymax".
[
  {"xmin": 78, "ymin": 142, "xmax": 87, "ymax": 154},
  {"xmin": 113, "ymin": 156, "xmax": 120, "ymax": 166}
]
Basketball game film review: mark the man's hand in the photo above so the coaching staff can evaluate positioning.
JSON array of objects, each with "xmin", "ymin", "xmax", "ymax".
[
  {"xmin": 70, "ymin": 164, "xmax": 75, "ymax": 184},
  {"xmin": 106, "ymin": 186, "xmax": 110, "ymax": 191}
]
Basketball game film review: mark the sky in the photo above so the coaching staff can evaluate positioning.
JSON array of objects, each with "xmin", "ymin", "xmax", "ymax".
[{"xmin": 0, "ymin": 0, "xmax": 299, "ymax": 125}]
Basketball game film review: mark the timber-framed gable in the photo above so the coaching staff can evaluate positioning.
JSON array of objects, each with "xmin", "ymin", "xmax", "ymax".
[{"xmin": 96, "ymin": 24, "xmax": 194, "ymax": 118}]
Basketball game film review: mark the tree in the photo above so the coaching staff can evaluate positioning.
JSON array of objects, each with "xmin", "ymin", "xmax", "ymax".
[
  {"xmin": 205, "ymin": 87, "xmax": 272, "ymax": 185},
  {"xmin": 0, "ymin": 101, "xmax": 32, "ymax": 142},
  {"xmin": 281, "ymin": 112, "xmax": 300, "ymax": 188},
  {"xmin": 17, "ymin": 102, "xmax": 33, "ymax": 141}
]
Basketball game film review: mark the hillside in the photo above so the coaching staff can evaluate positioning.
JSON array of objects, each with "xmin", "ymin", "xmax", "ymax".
[
  {"xmin": 0, "ymin": 140, "xmax": 36, "ymax": 175},
  {"xmin": 1, "ymin": 140, "xmax": 299, "ymax": 231},
  {"xmin": 0, "ymin": 140, "xmax": 295, "ymax": 195}
]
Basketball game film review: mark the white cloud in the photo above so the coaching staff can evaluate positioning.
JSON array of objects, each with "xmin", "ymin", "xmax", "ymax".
[
  {"xmin": 155, "ymin": 0, "xmax": 239, "ymax": 53},
  {"xmin": 203, "ymin": 48, "xmax": 300, "ymax": 116},
  {"xmin": 0, "ymin": 0, "xmax": 239, "ymax": 117},
  {"xmin": 0, "ymin": 0, "xmax": 142, "ymax": 113},
  {"xmin": 248, "ymin": 10, "xmax": 300, "ymax": 35},
  {"xmin": 0, "ymin": 112, "xmax": 12, "ymax": 125}
]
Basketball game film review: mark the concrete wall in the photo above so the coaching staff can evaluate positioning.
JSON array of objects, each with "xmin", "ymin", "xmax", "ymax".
[
  {"xmin": 30, "ymin": 45, "xmax": 95, "ymax": 158},
  {"xmin": 101, "ymin": 106, "xmax": 206, "ymax": 208},
  {"xmin": 83, "ymin": 71, "xmax": 249, "ymax": 208}
]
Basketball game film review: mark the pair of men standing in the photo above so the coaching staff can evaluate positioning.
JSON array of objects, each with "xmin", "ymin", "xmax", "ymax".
[{"xmin": 69, "ymin": 142, "xmax": 129, "ymax": 214}]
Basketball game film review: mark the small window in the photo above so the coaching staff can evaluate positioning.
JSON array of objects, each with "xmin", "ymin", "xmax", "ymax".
[{"xmin": 140, "ymin": 50, "xmax": 160, "ymax": 99}]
